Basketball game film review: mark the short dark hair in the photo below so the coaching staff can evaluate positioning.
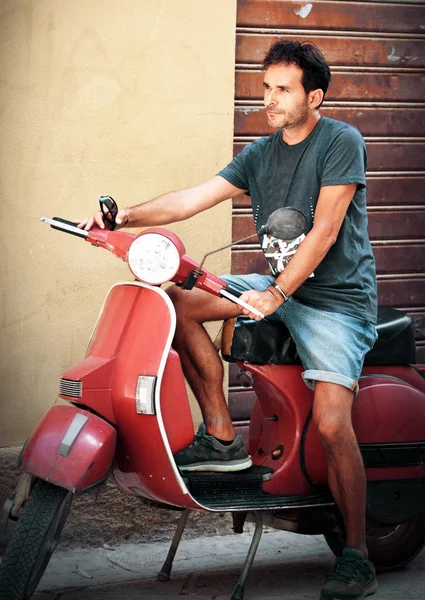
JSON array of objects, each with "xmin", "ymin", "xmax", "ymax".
[{"xmin": 263, "ymin": 40, "xmax": 331, "ymax": 108}]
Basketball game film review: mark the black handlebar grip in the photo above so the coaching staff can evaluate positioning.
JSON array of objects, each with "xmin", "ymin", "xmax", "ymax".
[
  {"xmin": 51, "ymin": 217, "xmax": 87, "ymax": 238},
  {"xmin": 225, "ymin": 284, "xmax": 242, "ymax": 299}
]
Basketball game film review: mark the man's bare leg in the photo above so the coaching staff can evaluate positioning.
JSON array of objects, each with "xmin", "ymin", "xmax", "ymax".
[
  {"xmin": 313, "ymin": 381, "xmax": 368, "ymax": 556},
  {"xmin": 167, "ymin": 285, "xmax": 242, "ymax": 441}
]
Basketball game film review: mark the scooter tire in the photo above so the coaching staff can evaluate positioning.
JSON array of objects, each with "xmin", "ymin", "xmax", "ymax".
[
  {"xmin": 0, "ymin": 479, "xmax": 72, "ymax": 600},
  {"xmin": 324, "ymin": 511, "xmax": 425, "ymax": 572}
]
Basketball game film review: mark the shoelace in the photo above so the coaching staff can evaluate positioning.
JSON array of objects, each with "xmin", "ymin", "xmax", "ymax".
[
  {"xmin": 187, "ymin": 430, "xmax": 209, "ymax": 449},
  {"xmin": 330, "ymin": 557, "xmax": 362, "ymax": 584}
]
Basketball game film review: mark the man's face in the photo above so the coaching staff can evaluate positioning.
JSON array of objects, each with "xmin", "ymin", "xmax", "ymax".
[{"xmin": 263, "ymin": 63, "xmax": 311, "ymax": 130}]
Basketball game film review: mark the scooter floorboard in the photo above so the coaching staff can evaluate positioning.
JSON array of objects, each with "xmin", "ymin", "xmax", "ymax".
[{"xmin": 183, "ymin": 466, "xmax": 333, "ymax": 511}]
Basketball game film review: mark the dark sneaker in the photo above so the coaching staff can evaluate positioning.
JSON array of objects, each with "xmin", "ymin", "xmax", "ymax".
[
  {"xmin": 320, "ymin": 548, "xmax": 377, "ymax": 600},
  {"xmin": 173, "ymin": 423, "xmax": 252, "ymax": 472}
]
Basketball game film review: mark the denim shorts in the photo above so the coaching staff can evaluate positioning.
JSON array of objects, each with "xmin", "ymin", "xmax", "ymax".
[{"xmin": 221, "ymin": 273, "xmax": 378, "ymax": 394}]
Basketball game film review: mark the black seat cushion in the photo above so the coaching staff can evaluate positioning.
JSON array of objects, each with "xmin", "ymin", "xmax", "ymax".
[
  {"xmin": 365, "ymin": 307, "xmax": 416, "ymax": 365},
  {"xmin": 225, "ymin": 318, "xmax": 299, "ymax": 365},
  {"xmin": 225, "ymin": 307, "xmax": 416, "ymax": 366}
]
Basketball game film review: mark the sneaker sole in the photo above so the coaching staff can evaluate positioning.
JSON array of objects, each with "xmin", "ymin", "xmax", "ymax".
[
  {"xmin": 365, "ymin": 579, "xmax": 378, "ymax": 598},
  {"xmin": 178, "ymin": 457, "xmax": 253, "ymax": 472},
  {"xmin": 320, "ymin": 578, "xmax": 378, "ymax": 600}
]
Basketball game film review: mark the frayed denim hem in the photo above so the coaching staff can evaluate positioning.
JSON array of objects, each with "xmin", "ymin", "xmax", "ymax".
[{"xmin": 302, "ymin": 369, "xmax": 359, "ymax": 395}]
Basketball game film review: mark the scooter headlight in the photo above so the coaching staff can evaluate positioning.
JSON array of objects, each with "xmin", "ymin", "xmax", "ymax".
[{"xmin": 128, "ymin": 233, "xmax": 181, "ymax": 285}]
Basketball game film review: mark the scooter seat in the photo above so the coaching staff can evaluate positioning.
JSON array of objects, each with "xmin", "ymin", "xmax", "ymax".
[
  {"xmin": 222, "ymin": 307, "xmax": 416, "ymax": 366},
  {"xmin": 365, "ymin": 307, "xmax": 416, "ymax": 365}
]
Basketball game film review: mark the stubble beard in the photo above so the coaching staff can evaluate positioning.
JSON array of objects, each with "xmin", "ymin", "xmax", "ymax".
[{"xmin": 267, "ymin": 103, "xmax": 309, "ymax": 130}]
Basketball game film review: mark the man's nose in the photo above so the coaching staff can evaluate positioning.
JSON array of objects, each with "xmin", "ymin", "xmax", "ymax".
[{"xmin": 264, "ymin": 88, "xmax": 276, "ymax": 107}]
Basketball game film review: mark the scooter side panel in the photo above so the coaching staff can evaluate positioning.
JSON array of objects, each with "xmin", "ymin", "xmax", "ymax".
[
  {"xmin": 362, "ymin": 364, "xmax": 425, "ymax": 394},
  {"xmin": 353, "ymin": 377, "xmax": 425, "ymax": 443},
  {"xmin": 354, "ymin": 374, "xmax": 425, "ymax": 480},
  {"xmin": 305, "ymin": 374, "xmax": 425, "ymax": 484},
  {"xmin": 20, "ymin": 404, "xmax": 116, "ymax": 492}
]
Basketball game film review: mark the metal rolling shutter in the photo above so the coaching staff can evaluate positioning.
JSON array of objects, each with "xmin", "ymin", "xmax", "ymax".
[{"xmin": 229, "ymin": 0, "xmax": 425, "ymax": 431}]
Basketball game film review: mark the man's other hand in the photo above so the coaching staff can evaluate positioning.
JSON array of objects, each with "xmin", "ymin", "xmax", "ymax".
[
  {"xmin": 77, "ymin": 209, "xmax": 129, "ymax": 231},
  {"xmin": 239, "ymin": 289, "xmax": 282, "ymax": 321}
]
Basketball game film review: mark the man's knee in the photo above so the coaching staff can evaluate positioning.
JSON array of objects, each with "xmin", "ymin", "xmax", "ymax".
[
  {"xmin": 315, "ymin": 414, "xmax": 350, "ymax": 448},
  {"xmin": 165, "ymin": 285, "xmax": 194, "ymax": 325},
  {"xmin": 166, "ymin": 283, "xmax": 182, "ymax": 304},
  {"xmin": 313, "ymin": 382, "xmax": 355, "ymax": 448}
]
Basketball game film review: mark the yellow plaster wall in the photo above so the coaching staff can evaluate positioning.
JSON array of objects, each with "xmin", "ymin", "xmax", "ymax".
[{"xmin": 0, "ymin": 0, "xmax": 237, "ymax": 446}]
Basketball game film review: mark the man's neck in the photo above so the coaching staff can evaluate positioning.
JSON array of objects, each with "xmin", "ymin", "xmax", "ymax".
[{"xmin": 282, "ymin": 112, "xmax": 321, "ymax": 145}]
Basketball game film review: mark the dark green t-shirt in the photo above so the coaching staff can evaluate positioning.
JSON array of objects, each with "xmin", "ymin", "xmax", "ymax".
[{"xmin": 218, "ymin": 116, "xmax": 377, "ymax": 323}]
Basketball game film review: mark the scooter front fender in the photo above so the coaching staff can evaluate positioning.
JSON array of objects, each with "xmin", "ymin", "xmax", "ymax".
[{"xmin": 20, "ymin": 404, "xmax": 116, "ymax": 492}]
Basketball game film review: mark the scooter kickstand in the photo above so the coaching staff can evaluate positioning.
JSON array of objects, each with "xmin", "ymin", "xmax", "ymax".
[
  {"xmin": 157, "ymin": 508, "xmax": 191, "ymax": 581},
  {"xmin": 230, "ymin": 512, "xmax": 263, "ymax": 600}
]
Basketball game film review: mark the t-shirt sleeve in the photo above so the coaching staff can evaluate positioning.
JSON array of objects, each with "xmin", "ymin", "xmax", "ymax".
[
  {"xmin": 217, "ymin": 144, "xmax": 251, "ymax": 192},
  {"xmin": 321, "ymin": 127, "xmax": 367, "ymax": 190}
]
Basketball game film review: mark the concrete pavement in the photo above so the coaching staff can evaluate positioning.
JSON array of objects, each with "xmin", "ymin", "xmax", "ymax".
[{"xmin": 32, "ymin": 526, "xmax": 425, "ymax": 599}]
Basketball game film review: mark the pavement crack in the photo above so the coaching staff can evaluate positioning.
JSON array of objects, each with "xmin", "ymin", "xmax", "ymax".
[
  {"xmin": 180, "ymin": 572, "xmax": 193, "ymax": 595},
  {"xmin": 104, "ymin": 553, "xmax": 139, "ymax": 572}
]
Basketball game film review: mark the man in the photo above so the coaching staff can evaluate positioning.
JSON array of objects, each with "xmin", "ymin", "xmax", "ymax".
[{"xmin": 80, "ymin": 41, "xmax": 378, "ymax": 600}]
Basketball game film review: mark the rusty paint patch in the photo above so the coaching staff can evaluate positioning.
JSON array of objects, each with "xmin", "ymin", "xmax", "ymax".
[
  {"xmin": 294, "ymin": 3, "xmax": 313, "ymax": 19},
  {"xmin": 236, "ymin": 107, "xmax": 262, "ymax": 116},
  {"xmin": 388, "ymin": 47, "xmax": 400, "ymax": 62}
]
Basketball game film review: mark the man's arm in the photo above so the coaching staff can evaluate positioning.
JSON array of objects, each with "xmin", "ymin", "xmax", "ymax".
[
  {"xmin": 78, "ymin": 176, "xmax": 246, "ymax": 230},
  {"xmin": 273, "ymin": 183, "xmax": 357, "ymax": 296},
  {"xmin": 240, "ymin": 183, "xmax": 357, "ymax": 319}
]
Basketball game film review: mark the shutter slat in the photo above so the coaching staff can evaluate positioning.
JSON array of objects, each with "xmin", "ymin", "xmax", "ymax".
[
  {"xmin": 236, "ymin": 71, "xmax": 425, "ymax": 103},
  {"xmin": 237, "ymin": 0, "xmax": 425, "ymax": 35},
  {"xmin": 237, "ymin": 34, "xmax": 425, "ymax": 68},
  {"xmin": 234, "ymin": 107, "xmax": 425, "ymax": 137}
]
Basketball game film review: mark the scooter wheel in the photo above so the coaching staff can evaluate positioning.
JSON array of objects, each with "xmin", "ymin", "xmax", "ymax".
[
  {"xmin": 0, "ymin": 479, "xmax": 72, "ymax": 600},
  {"xmin": 324, "ymin": 511, "xmax": 425, "ymax": 572}
]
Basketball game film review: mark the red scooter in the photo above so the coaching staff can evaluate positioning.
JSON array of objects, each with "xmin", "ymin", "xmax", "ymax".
[{"xmin": 1, "ymin": 203, "xmax": 425, "ymax": 600}]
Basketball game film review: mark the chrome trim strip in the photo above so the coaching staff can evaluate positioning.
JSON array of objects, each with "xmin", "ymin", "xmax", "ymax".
[{"xmin": 57, "ymin": 413, "xmax": 89, "ymax": 457}]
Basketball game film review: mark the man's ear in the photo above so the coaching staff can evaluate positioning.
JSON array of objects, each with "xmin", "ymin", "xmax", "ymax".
[{"xmin": 309, "ymin": 89, "xmax": 324, "ymax": 109}]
